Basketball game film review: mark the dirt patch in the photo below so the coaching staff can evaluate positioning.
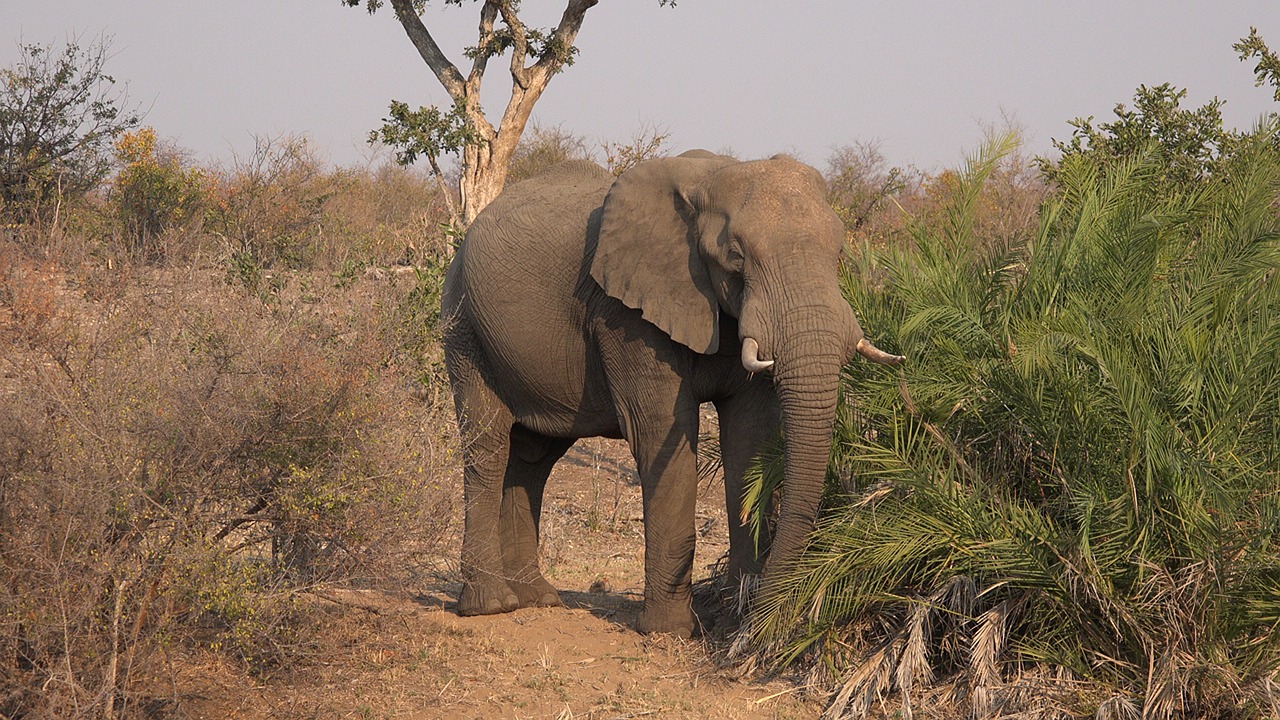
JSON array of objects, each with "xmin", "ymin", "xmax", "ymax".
[{"xmin": 160, "ymin": 436, "xmax": 820, "ymax": 719}]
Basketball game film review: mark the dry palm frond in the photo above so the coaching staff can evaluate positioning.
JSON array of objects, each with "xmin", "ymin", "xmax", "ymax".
[
  {"xmin": 823, "ymin": 635, "xmax": 903, "ymax": 720},
  {"xmin": 1095, "ymin": 694, "xmax": 1140, "ymax": 720},
  {"xmin": 970, "ymin": 598, "xmax": 1013, "ymax": 717},
  {"xmin": 1142, "ymin": 649, "xmax": 1188, "ymax": 720},
  {"xmin": 1243, "ymin": 670, "xmax": 1280, "ymax": 717},
  {"xmin": 894, "ymin": 599, "xmax": 935, "ymax": 720},
  {"xmin": 735, "ymin": 572, "xmax": 761, "ymax": 617}
]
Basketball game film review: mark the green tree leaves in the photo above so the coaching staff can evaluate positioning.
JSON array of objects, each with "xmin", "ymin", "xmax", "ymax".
[
  {"xmin": 1038, "ymin": 83, "xmax": 1237, "ymax": 194},
  {"xmin": 369, "ymin": 100, "xmax": 480, "ymax": 168},
  {"xmin": 0, "ymin": 38, "xmax": 140, "ymax": 219},
  {"xmin": 1235, "ymin": 26, "xmax": 1280, "ymax": 102}
]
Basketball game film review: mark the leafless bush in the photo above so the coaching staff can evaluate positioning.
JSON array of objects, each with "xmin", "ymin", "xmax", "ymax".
[
  {"xmin": 319, "ymin": 161, "xmax": 455, "ymax": 268},
  {"xmin": 0, "ymin": 244, "xmax": 456, "ymax": 718},
  {"xmin": 825, "ymin": 140, "xmax": 922, "ymax": 245},
  {"xmin": 506, "ymin": 125, "xmax": 592, "ymax": 184},
  {"xmin": 602, "ymin": 124, "xmax": 670, "ymax": 176}
]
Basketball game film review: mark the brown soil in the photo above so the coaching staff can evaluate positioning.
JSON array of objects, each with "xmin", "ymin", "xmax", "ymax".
[{"xmin": 166, "ymin": 436, "xmax": 822, "ymax": 719}]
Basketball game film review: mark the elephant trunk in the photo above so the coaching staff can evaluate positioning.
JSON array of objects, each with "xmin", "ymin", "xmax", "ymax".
[
  {"xmin": 741, "ymin": 271, "xmax": 901, "ymax": 591},
  {"xmin": 757, "ymin": 308, "xmax": 849, "ymax": 585},
  {"xmin": 764, "ymin": 350, "xmax": 841, "ymax": 578}
]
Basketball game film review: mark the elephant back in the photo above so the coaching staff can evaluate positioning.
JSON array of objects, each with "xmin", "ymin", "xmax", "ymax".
[
  {"xmin": 458, "ymin": 160, "xmax": 612, "ymax": 304},
  {"xmin": 462, "ymin": 160, "xmax": 611, "ymax": 268},
  {"xmin": 446, "ymin": 160, "xmax": 614, "ymax": 421}
]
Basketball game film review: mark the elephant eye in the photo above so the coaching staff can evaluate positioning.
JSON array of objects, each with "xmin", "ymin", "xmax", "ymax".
[{"xmin": 726, "ymin": 240, "xmax": 745, "ymax": 270}]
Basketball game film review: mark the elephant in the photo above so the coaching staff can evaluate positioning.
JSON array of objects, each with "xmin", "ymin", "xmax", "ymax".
[{"xmin": 440, "ymin": 149, "xmax": 902, "ymax": 637}]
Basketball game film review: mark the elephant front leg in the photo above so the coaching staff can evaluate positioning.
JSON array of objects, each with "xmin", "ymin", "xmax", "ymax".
[
  {"xmin": 714, "ymin": 384, "xmax": 782, "ymax": 580},
  {"xmin": 628, "ymin": 407, "xmax": 702, "ymax": 638}
]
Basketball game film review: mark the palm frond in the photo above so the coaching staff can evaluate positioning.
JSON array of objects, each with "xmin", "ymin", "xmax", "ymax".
[{"xmin": 741, "ymin": 129, "xmax": 1280, "ymax": 718}]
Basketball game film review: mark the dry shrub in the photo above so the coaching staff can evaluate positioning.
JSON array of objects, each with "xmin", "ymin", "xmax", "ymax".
[
  {"xmin": 829, "ymin": 131, "xmax": 1046, "ymax": 255},
  {"xmin": 206, "ymin": 136, "xmax": 455, "ymax": 276},
  {"xmin": 0, "ymin": 245, "xmax": 456, "ymax": 718},
  {"xmin": 318, "ymin": 161, "xmax": 455, "ymax": 269},
  {"xmin": 207, "ymin": 134, "xmax": 337, "ymax": 270},
  {"xmin": 602, "ymin": 124, "xmax": 670, "ymax": 176}
]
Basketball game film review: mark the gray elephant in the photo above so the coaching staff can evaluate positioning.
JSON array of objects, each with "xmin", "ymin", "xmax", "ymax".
[{"xmin": 441, "ymin": 149, "xmax": 902, "ymax": 637}]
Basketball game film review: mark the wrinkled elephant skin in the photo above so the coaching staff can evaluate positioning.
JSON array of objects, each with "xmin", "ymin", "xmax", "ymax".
[{"xmin": 441, "ymin": 151, "xmax": 900, "ymax": 637}]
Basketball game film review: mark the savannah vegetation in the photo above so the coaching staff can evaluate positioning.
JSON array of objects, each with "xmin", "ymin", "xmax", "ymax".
[
  {"xmin": 741, "ymin": 31, "xmax": 1280, "ymax": 720},
  {"xmin": 1, "ymin": 20, "xmax": 1278, "ymax": 720}
]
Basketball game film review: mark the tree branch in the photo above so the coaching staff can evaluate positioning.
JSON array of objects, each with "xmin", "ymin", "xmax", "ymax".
[
  {"xmin": 466, "ymin": 1, "xmax": 500, "ymax": 93},
  {"xmin": 532, "ymin": 0, "xmax": 599, "ymax": 81},
  {"xmin": 495, "ymin": 2, "xmax": 531, "ymax": 89},
  {"xmin": 426, "ymin": 152, "xmax": 460, "ymax": 227},
  {"xmin": 490, "ymin": 0, "xmax": 597, "ymax": 146},
  {"xmin": 388, "ymin": 0, "xmax": 466, "ymax": 99}
]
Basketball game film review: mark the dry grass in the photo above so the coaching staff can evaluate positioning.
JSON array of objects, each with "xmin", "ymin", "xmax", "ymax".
[{"xmin": 0, "ymin": 234, "xmax": 458, "ymax": 718}]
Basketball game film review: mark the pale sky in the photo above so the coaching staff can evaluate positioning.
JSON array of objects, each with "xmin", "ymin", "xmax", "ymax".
[{"xmin": 4, "ymin": 2, "xmax": 1277, "ymax": 173}]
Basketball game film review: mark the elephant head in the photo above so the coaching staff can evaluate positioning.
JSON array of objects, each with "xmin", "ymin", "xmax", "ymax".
[{"xmin": 591, "ymin": 150, "xmax": 902, "ymax": 581}]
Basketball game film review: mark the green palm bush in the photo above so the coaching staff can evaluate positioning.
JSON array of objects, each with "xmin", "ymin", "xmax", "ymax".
[{"xmin": 742, "ymin": 130, "xmax": 1280, "ymax": 719}]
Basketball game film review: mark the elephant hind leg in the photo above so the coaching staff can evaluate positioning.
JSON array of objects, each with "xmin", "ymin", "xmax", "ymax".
[
  {"xmin": 501, "ymin": 426, "xmax": 574, "ymax": 608},
  {"xmin": 446, "ymin": 321, "xmax": 521, "ymax": 617},
  {"xmin": 456, "ymin": 415, "xmax": 522, "ymax": 615}
]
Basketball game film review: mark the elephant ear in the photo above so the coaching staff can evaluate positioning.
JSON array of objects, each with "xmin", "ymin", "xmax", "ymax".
[{"xmin": 591, "ymin": 152, "xmax": 735, "ymax": 354}]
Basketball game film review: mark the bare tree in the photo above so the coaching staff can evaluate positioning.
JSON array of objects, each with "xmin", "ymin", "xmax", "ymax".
[
  {"xmin": 824, "ymin": 140, "xmax": 913, "ymax": 234},
  {"xmin": 350, "ymin": 0, "xmax": 671, "ymax": 225}
]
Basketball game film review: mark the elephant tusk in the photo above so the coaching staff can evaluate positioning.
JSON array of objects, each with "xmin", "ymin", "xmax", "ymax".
[
  {"xmin": 856, "ymin": 337, "xmax": 906, "ymax": 365},
  {"xmin": 741, "ymin": 337, "xmax": 775, "ymax": 373}
]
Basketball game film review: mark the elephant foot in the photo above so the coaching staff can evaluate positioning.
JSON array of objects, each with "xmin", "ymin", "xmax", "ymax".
[
  {"xmin": 636, "ymin": 603, "xmax": 695, "ymax": 639},
  {"xmin": 510, "ymin": 575, "xmax": 562, "ymax": 609},
  {"xmin": 458, "ymin": 577, "xmax": 519, "ymax": 616}
]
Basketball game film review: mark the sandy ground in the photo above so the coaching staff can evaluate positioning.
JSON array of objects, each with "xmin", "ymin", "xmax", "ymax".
[{"xmin": 167, "ymin": 435, "xmax": 823, "ymax": 720}]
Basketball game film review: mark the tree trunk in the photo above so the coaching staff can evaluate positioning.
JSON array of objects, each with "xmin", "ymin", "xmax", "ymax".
[
  {"xmin": 384, "ymin": 0, "xmax": 600, "ymax": 225},
  {"xmin": 458, "ymin": 100, "xmax": 526, "ymax": 225},
  {"xmin": 460, "ymin": 161, "xmax": 508, "ymax": 226}
]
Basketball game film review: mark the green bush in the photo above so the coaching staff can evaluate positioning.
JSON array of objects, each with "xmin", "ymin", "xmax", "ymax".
[
  {"xmin": 0, "ymin": 38, "xmax": 139, "ymax": 221},
  {"xmin": 742, "ymin": 130, "xmax": 1280, "ymax": 718},
  {"xmin": 111, "ymin": 127, "xmax": 212, "ymax": 259}
]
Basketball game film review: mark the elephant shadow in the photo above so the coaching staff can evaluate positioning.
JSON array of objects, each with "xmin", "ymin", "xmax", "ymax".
[
  {"xmin": 413, "ymin": 583, "xmax": 644, "ymax": 628},
  {"xmin": 560, "ymin": 589, "xmax": 643, "ymax": 625},
  {"xmin": 557, "ymin": 443, "xmax": 640, "ymax": 486},
  {"xmin": 417, "ymin": 584, "xmax": 734, "ymax": 636}
]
